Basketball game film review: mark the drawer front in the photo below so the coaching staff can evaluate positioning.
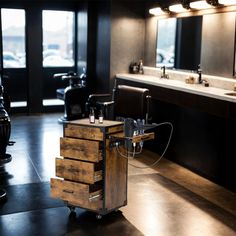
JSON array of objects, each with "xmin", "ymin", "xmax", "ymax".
[
  {"xmin": 56, "ymin": 158, "xmax": 102, "ymax": 184},
  {"xmin": 107, "ymin": 125, "xmax": 123, "ymax": 135},
  {"xmin": 64, "ymin": 124, "xmax": 104, "ymax": 141},
  {"xmin": 60, "ymin": 137, "xmax": 102, "ymax": 162},
  {"xmin": 51, "ymin": 178, "xmax": 102, "ymax": 211}
]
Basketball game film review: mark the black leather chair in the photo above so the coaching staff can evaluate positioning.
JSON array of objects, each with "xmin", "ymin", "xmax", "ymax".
[
  {"xmin": 54, "ymin": 71, "xmax": 88, "ymax": 123},
  {"xmin": 87, "ymin": 84, "xmax": 151, "ymax": 123},
  {"xmin": 0, "ymin": 81, "xmax": 11, "ymax": 203},
  {"xmin": 59, "ymin": 86, "xmax": 88, "ymax": 122}
]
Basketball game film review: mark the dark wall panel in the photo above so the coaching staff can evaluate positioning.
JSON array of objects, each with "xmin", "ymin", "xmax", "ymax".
[
  {"xmin": 3, "ymin": 69, "xmax": 27, "ymax": 102},
  {"xmin": 85, "ymin": 1, "xmax": 111, "ymax": 94},
  {"xmin": 95, "ymin": 1, "xmax": 111, "ymax": 93},
  {"xmin": 77, "ymin": 2, "xmax": 88, "ymax": 75},
  {"xmin": 144, "ymin": 16, "xmax": 157, "ymax": 67},
  {"xmin": 110, "ymin": 1, "xmax": 145, "ymax": 90},
  {"xmin": 26, "ymin": 6, "xmax": 43, "ymax": 113}
]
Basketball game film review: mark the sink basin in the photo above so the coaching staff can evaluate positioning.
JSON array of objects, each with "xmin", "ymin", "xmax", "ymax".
[{"xmin": 224, "ymin": 92, "xmax": 236, "ymax": 96}]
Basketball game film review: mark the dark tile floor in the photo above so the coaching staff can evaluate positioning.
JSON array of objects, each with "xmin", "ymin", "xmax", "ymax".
[{"xmin": 0, "ymin": 113, "xmax": 236, "ymax": 236}]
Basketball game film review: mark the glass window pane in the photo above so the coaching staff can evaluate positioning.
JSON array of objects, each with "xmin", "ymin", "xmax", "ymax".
[
  {"xmin": 156, "ymin": 18, "xmax": 176, "ymax": 68},
  {"xmin": 42, "ymin": 10, "xmax": 74, "ymax": 67},
  {"xmin": 1, "ymin": 9, "xmax": 26, "ymax": 68}
]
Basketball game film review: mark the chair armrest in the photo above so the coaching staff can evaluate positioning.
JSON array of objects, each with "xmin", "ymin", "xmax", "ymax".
[
  {"xmin": 87, "ymin": 93, "xmax": 112, "ymax": 105},
  {"xmin": 87, "ymin": 93, "xmax": 111, "ymax": 103},
  {"xmin": 97, "ymin": 101, "xmax": 114, "ymax": 107},
  {"xmin": 146, "ymin": 95, "xmax": 152, "ymax": 123},
  {"xmin": 86, "ymin": 93, "xmax": 113, "ymax": 111},
  {"xmin": 88, "ymin": 93, "xmax": 111, "ymax": 99}
]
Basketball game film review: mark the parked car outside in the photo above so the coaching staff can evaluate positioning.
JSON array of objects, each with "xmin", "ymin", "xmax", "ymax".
[
  {"xmin": 156, "ymin": 49, "xmax": 174, "ymax": 68},
  {"xmin": 3, "ymin": 51, "xmax": 23, "ymax": 68},
  {"xmin": 43, "ymin": 55, "xmax": 73, "ymax": 67}
]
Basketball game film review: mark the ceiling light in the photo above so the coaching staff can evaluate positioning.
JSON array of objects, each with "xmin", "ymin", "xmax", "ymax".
[
  {"xmin": 190, "ymin": 1, "xmax": 212, "ymax": 9},
  {"xmin": 169, "ymin": 4, "xmax": 190, "ymax": 13},
  {"xmin": 149, "ymin": 7, "xmax": 167, "ymax": 16},
  {"xmin": 218, "ymin": 0, "xmax": 236, "ymax": 5}
]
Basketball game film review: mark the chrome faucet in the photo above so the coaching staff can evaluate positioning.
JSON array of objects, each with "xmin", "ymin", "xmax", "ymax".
[
  {"xmin": 161, "ymin": 66, "xmax": 169, "ymax": 79},
  {"xmin": 197, "ymin": 64, "xmax": 209, "ymax": 87},
  {"xmin": 197, "ymin": 64, "xmax": 202, "ymax": 84}
]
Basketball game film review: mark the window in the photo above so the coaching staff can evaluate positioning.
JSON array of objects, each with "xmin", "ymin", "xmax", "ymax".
[
  {"xmin": 1, "ymin": 8, "xmax": 26, "ymax": 68},
  {"xmin": 156, "ymin": 18, "xmax": 177, "ymax": 68},
  {"xmin": 42, "ymin": 10, "xmax": 74, "ymax": 67}
]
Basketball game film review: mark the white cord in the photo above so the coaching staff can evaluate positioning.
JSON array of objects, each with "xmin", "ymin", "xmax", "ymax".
[
  {"xmin": 127, "ymin": 142, "xmax": 143, "ymax": 155},
  {"xmin": 116, "ymin": 122, "xmax": 173, "ymax": 169}
]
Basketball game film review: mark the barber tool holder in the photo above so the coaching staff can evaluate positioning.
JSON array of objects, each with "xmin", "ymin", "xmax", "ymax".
[
  {"xmin": 109, "ymin": 119, "xmax": 156, "ymax": 149},
  {"xmin": 51, "ymin": 119, "xmax": 128, "ymax": 219},
  {"xmin": 109, "ymin": 132, "xmax": 155, "ymax": 149}
]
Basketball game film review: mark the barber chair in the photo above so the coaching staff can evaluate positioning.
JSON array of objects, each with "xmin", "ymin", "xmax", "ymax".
[
  {"xmin": 86, "ymin": 83, "xmax": 151, "ymax": 123},
  {"xmin": 87, "ymin": 81, "xmax": 173, "ymax": 167},
  {"xmin": 87, "ymin": 82, "xmax": 152, "ymax": 153},
  {"xmin": 55, "ymin": 71, "xmax": 88, "ymax": 123},
  {"xmin": 0, "ymin": 80, "xmax": 11, "ymax": 203}
]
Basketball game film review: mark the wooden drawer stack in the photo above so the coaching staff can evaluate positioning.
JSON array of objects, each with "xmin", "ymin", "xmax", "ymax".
[{"xmin": 51, "ymin": 119, "xmax": 127, "ymax": 216}]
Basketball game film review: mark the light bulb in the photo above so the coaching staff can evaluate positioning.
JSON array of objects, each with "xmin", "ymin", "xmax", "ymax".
[
  {"xmin": 190, "ymin": 1, "xmax": 212, "ymax": 9},
  {"xmin": 149, "ymin": 7, "xmax": 166, "ymax": 16},
  {"xmin": 169, "ymin": 4, "xmax": 189, "ymax": 13},
  {"xmin": 218, "ymin": 0, "xmax": 236, "ymax": 5}
]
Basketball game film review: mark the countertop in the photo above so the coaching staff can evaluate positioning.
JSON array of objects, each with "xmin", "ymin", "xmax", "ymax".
[{"xmin": 116, "ymin": 73, "xmax": 236, "ymax": 103}]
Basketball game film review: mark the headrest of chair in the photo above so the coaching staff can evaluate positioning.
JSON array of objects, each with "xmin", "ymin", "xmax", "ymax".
[
  {"xmin": 117, "ymin": 85, "xmax": 149, "ymax": 94},
  {"xmin": 114, "ymin": 85, "xmax": 150, "ymax": 120}
]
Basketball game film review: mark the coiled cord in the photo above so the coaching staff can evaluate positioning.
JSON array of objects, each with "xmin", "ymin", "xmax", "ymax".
[{"xmin": 116, "ymin": 122, "xmax": 173, "ymax": 169}]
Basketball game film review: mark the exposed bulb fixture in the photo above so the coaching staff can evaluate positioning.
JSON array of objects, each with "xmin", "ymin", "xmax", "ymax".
[
  {"xmin": 149, "ymin": 0, "xmax": 235, "ymax": 17},
  {"xmin": 190, "ymin": 1, "xmax": 212, "ymax": 9},
  {"xmin": 218, "ymin": 0, "xmax": 236, "ymax": 5},
  {"xmin": 169, "ymin": 4, "xmax": 190, "ymax": 13},
  {"xmin": 149, "ymin": 7, "xmax": 167, "ymax": 16}
]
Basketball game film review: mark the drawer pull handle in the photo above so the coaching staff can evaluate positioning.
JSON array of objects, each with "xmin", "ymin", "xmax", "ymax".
[
  {"xmin": 89, "ymin": 194, "xmax": 101, "ymax": 201},
  {"xmin": 63, "ymin": 189, "xmax": 74, "ymax": 194},
  {"xmin": 94, "ymin": 174, "xmax": 102, "ymax": 181}
]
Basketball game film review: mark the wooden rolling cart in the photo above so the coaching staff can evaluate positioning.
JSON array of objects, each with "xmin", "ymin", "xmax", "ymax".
[{"xmin": 50, "ymin": 119, "xmax": 127, "ymax": 219}]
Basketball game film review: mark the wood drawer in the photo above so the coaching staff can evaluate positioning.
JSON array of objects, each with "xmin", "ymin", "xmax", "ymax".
[
  {"xmin": 60, "ymin": 137, "xmax": 102, "ymax": 162},
  {"xmin": 64, "ymin": 123, "xmax": 104, "ymax": 141},
  {"xmin": 64, "ymin": 122, "xmax": 123, "ymax": 140},
  {"xmin": 51, "ymin": 178, "xmax": 103, "ymax": 211},
  {"xmin": 55, "ymin": 158, "xmax": 102, "ymax": 184}
]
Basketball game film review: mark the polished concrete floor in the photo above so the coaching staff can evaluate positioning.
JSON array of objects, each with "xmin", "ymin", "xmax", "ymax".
[{"xmin": 0, "ymin": 113, "xmax": 236, "ymax": 236}]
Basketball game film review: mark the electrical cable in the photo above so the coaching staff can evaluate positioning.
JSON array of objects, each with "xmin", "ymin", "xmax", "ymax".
[
  {"xmin": 127, "ymin": 142, "xmax": 143, "ymax": 155},
  {"xmin": 116, "ymin": 122, "xmax": 173, "ymax": 169}
]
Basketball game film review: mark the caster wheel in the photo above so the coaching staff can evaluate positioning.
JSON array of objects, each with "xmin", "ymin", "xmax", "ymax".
[
  {"xmin": 69, "ymin": 210, "xmax": 77, "ymax": 219},
  {"xmin": 68, "ymin": 205, "xmax": 76, "ymax": 213},
  {"xmin": 68, "ymin": 205, "xmax": 76, "ymax": 218},
  {"xmin": 96, "ymin": 214, "xmax": 102, "ymax": 220}
]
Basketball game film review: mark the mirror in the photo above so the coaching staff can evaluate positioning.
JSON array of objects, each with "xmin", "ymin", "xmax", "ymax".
[
  {"xmin": 156, "ymin": 18, "xmax": 176, "ymax": 68},
  {"xmin": 154, "ymin": 12, "xmax": 236, "ymax": 78}
]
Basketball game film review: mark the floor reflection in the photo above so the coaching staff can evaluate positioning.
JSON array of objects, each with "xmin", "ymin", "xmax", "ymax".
[{"xmin": 0, "ymin": 113, "xmax": 235, "ymax": 236}]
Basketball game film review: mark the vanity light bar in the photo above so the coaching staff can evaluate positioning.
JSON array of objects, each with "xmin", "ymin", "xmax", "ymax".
[
  {"xmin": 218, "ymin": 0, "xmax": 236, "ymax": 5},
  {"xmin": 169, "ymin": 4, "xmax": 189, "ymax": 13},
  {"xmin": 149, "ymin": 0, "xmax": 236, "ymax": 16},
  {"xmin": 190, "ymin": 1, "xmax": 212, "ymax": 9},
  {"xmin": 149, "ymin": 7, "xmax": 167, "ymax": 16}
]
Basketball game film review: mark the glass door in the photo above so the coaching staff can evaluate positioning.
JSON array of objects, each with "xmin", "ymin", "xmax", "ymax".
[
  {"xmin": 1, "ymin": 8, "xmax": 27, "ymax": 109},
  {"xmin": 42, "ymin": 10, "xmax": 75, "ymax": 107}
]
